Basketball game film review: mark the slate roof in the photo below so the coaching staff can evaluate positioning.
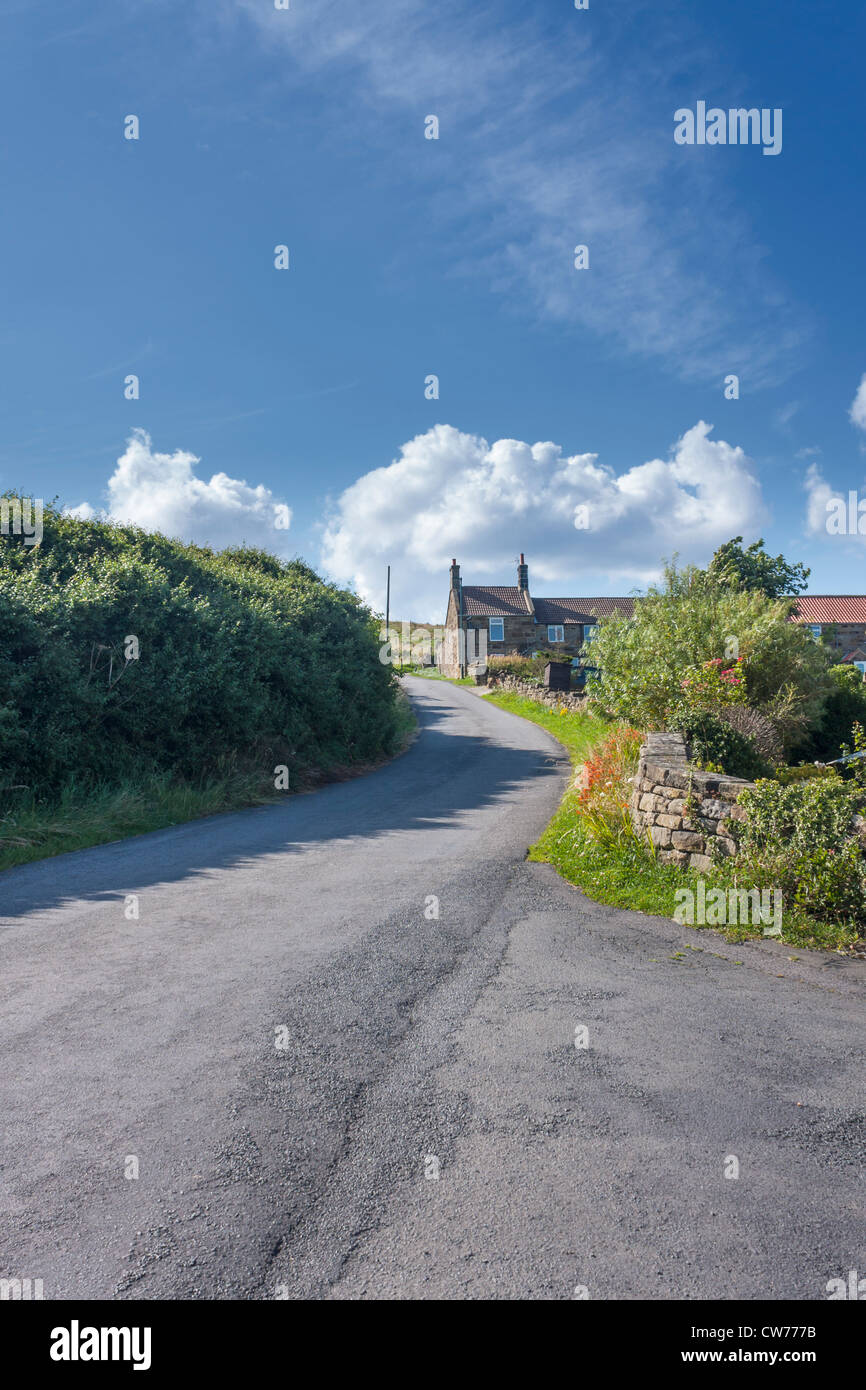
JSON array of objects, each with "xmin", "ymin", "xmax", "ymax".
[
  {"xmin": 461, "ymin": 586, "xmax": 531, "ymax": 617},
  {"xmin": 533, "ymin": 597, "xmax": 635, "ymax": 624},
  {"xmin": 460, "ymin": 588, "xmax": 635, "ymax": 621},
  {"xmin": 459, "ymin": 588, "xmax": 866, "ymax": 625}
]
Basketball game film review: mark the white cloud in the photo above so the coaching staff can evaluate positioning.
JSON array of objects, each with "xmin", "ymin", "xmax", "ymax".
[
  {"xmin": 804, "ymin": 461, "xmax": 866, "ymax": 542},
  {"xmin": 77, "ymin": 429, "xmax": 291, "ymax": 550},
  {"xmin": 63, "ymin": 502, "xmax": 97, "ymax": 521},
  {"xmin": 227, "ymin": 0, "xmax": 805, "ymax": 385},
  {"xmin": 320, "ymin": 421, "xmax": 766, "ymax": 616},
  {"xmin": 804, "ymin": 462, "xmax": 837, "ymax": 536},
  {"xmin": 849, "ymin": 374, "xmax": 866, "ymax": 431}
]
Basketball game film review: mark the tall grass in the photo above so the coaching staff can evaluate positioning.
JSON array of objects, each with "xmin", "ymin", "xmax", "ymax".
[{"xmin": 0, "ymin": 687, "xmax": 417, "ymax": 874}]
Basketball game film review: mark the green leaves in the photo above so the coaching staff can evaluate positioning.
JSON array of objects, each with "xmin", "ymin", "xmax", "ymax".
[
  {"xmin": 585, "ymin": 558, "xmax": 830, "ymax": 747},
  {"xmin": 0, "ymin": 505, "xmax": 400, "ymax": 802},
  {"xmin": 707, "ymin": 536, "xmax": 810, "ymax": 600}
]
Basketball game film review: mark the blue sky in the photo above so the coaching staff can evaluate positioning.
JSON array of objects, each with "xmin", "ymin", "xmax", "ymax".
[{"xmin": 1, "ymin": 0, "xmax": 864, "ymax": 619}]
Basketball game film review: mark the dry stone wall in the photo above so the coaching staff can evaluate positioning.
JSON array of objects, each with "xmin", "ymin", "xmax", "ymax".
[
  {"xmin": 483, "ymin": 674, "xmax": 587, "ymax": 713},
  {"xmin": 630, "ymin": 731, "xmax": 754, "ymax": 872}
]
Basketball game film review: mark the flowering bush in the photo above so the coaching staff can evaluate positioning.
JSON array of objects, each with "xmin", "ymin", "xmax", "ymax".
[
  {"xmin": 586, "ymin": 561, "xmax": 829, "ymax": 742},
  {"xmin": 678, "ymin": 657, "xmax": 748, "ymax": 712},
  {"xmin": 578, "ymin": 725, "xmax": 644, "ymax": 818}
]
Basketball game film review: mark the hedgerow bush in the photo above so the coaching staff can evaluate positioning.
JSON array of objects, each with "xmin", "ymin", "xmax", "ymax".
[
  {"xmin": 486, "ymin": 650, "xmax": 567, "ymax": 681},
  {"xmin": 0, "ymin": 503, "xmax": 401, "ymax": 800},
  {"xmin": 720, "ymin": 777, "xmax": 866, "ymax": 924},
  {"xmin": 791, "ymin": 664, "xmax": 866, "ymax": 762},
  {"xmin": 668, "ymin": 710, "xmax": 771, "ymax": 781},
  {"xmin": 586, "ymin": 561, "xmax": 829, "ymax": 746}
]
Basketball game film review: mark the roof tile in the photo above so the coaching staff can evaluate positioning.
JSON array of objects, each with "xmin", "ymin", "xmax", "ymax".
[
  {"xmin": 534, "ymin": 597, "xmax": 634, "ymax": 623},
  {"xmin": 460, "ymin": 588, "xmax": 866, "ymax": 625},
  {"xmin": 792, "ymin": 596, "xmax": 866, "ymax": 624}
]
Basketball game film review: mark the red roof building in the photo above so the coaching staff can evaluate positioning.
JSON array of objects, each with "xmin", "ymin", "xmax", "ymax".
[{"xmin": 441, "ymin": 556, "xmax": 866, "ymax": 677}]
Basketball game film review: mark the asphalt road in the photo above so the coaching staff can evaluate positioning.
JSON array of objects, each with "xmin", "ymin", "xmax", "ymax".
[{"xmin": 0, "ymin": 676, "xmax": 863, "ymax": 1300}]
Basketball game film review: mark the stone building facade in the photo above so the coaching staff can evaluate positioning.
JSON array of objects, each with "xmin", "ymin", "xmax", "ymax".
[
  {"xmin": 439, "ymin": 555, "xmax": 633, "ymax": 678},
  {"xmin": 439, "ymin": 557, "xmax": 866, "ymax": 681}
]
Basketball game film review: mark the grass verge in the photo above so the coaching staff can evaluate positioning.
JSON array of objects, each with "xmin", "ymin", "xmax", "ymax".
[
  {"xmin": 0, "ymin": 689, "xmax": 416, "ymax": 875},
  {"xmin": 483, "ymin": 691, "xmax": 607, "ymax": 762},
  {"xmin": 485, "ymin": 692, "xmax": 863, "ymax": 956},
  {"xmin": 406, "ymin": 667, "xmax": 476, "ymax": 685}
]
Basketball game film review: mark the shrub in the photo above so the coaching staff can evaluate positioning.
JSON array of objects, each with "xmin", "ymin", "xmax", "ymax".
[
  {"xmin": 486, "ymin": 654, "xmax": 542, "ymax": 680},
  {"xmin": 668, "ymin": 710, "xmax": 770, "ymax": 780},
  {"xmin": 793, "ymin": 665, "xmax": 866, "ymax": 762},
  {"xmin": 586, "ymin": 560, "xmax": 830, "ymax": 745},
  {"xmin": 0, "ymin": 503, "xmax": 401, "ymax": 802},
  {"xmin": 486, "ymin": 650, "xmax": 569, "ymax": 682},
  {"xmin": 723, "ymin": 777, "xmax": 866, "ymax": 924},
  {"xmin": 839, "ymin": 720, "xmax": 866, "ymax": 788},
  {"xmin": 717, "ymin": 704, "xmax": 783, "ymax": 765},
  {"xmin": 772, "ymin": 763, "xmax": 838, "ymax": 785}
]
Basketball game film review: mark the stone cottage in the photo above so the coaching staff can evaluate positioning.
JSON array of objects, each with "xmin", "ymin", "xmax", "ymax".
[
  {"xmin": 439, "ymin": 554, "xmax": 634, "ymax": 677},
  {"xmin": 439, "ymin": 556, "xmax": 866, "ymax": 680}
]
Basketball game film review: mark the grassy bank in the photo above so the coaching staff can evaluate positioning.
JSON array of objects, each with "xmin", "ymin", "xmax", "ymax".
[
  {"xmin": 485, "ymin": 692, "xmax": 862, "ymax": 955},
  {"xmin": 406, "ymin": 667, "xmax": 476, "ymax": 685},
  {"xmin": 0, "ymin": 690, "xmax": 416, "ymax": 875},
  {"xmin": 482, "ymin": 691, "xmax": 606, "ymax": 762}
]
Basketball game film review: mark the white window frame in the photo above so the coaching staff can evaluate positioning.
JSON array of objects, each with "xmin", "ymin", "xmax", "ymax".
[
  {"xmin": 489, "ymin": 617, "xmax": 504, "ymax": 642},
  {"xmin": 807, "ymin": 624, "xmax": 822, "ymax": 641},
  {"xmin": 547, "ymin": 624, "xmax": 565, "ymax": 644},
  {"xmin": 854, "ymin": 660, "xmax": 866, "ymax": 675},
  {"xmin": 582, "ymin": 623, "xmax": 597, "ymax": 645}
]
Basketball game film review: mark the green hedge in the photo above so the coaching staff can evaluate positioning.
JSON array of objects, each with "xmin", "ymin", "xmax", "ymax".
[
  {"xmin": 668, "ymin": 710, "xmax": 770, "ymax": 780},
  {"xmin": 0, "ymin": 503, "xmax": 400, "ymax": 800},
  {"xmin": 722, "ymin": 777, "xmax": 866, "ymax": 925}
]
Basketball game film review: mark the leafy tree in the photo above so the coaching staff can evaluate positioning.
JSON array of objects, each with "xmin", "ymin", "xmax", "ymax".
[
  {"xmin": 707, "ymin": 536, "xmax": 810, "ymax": 600},
  {"xmin": 585, "ymin": 560, "xmax": 829, "ymax": 747},
  {"xmin": 791, "ymin": 663, "xmax": 866, "ymax": 762}
]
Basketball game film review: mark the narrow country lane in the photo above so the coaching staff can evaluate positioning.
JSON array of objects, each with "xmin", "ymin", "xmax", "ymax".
[{"xmin": 0, "ymin": 677, "xmax": 862, "ymax": 1300}]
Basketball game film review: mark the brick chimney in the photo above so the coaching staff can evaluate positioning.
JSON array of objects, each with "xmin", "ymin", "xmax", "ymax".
[
  {"xmin": 517, "ymin": 552, "xmax": 529, "ymax": 591},
  {"xmin": 449, "ymin": 557, "xmax": 461, "ymax": 591}
]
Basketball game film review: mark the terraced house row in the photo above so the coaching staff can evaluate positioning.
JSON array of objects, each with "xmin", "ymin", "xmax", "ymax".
[{"xmin": 440, "ymin": 554, "xmax": 866, "ymax": 678}]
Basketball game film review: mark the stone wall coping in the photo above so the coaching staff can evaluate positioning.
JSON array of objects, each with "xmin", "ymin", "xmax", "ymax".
[{"xmin": 632, "ymin": 728, "xmax": 757, "ymax": 871}]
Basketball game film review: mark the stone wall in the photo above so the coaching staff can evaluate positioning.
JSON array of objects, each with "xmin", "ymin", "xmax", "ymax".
[
  {"xmin": 483, "ymin": 674, "xmax": 587, "ymax": 713},
  {"xmin": 630, "ymin": 731, "xmax": 754, "ymax": 872}
]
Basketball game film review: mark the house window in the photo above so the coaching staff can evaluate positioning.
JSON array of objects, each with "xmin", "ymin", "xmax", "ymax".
[
  {"xmin": 489, "ymin": 617, "xmax": 504, "ymax": 642},
  {"xmin": 855, "ymin": 661, "xmax": 866, "ymax": 675},
  {"xmin": 807, "ymin": 624, "xmax": 822, "ymax": 640},
  {"xmin": 547, "ymin": 625, "xmax": 565, "ymax": 643},
  {"xmin": 583, "ymin": 623, "xmax": 597, "ymax": 645}
]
